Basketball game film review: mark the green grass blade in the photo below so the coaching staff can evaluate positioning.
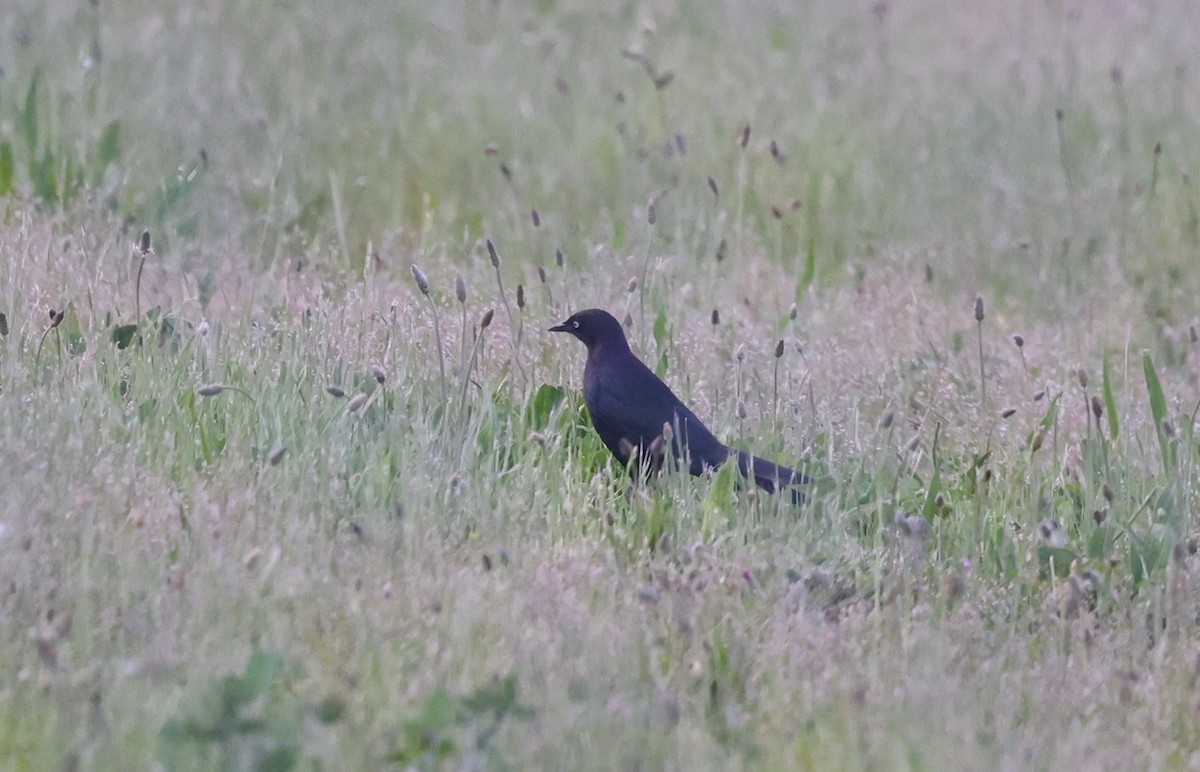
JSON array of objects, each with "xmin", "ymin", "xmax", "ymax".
[
  {"xmin": 0, "ymin": 141, "xmax": 12, "ymax": 197},
  {"xmin": 1102, "ymin": 356, "xmax": 1119, "ymax": 440},
  {"xmin": 21, "ymin": 71, "xmax": 40, "ymax": 156},
  {"xmin": 94, "ymin": 119, "xmax": 121, "ymax": 185},
  {"xmin": 1142, "ymin": 351, "xmax": 1171, "ymax": 473},
  {"xmin": 800, "ymin": 235, "xmax": 816, "ymax": 292}
]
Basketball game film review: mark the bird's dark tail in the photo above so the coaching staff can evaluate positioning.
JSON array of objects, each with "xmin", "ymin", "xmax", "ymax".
[{"xmin": 735, "ymin": 451, "xmax": 807, "ymax": 504}]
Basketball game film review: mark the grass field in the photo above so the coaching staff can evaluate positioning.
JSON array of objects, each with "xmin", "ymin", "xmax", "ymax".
[{"xmin": 2, "ymin": 0, "xmax": 1200, "ymax": 769}]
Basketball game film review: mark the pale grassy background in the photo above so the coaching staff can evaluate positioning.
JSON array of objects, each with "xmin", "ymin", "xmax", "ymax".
[{"xmin": 2, "ymin": 0, "xmax": 1200, "ymax": 769}]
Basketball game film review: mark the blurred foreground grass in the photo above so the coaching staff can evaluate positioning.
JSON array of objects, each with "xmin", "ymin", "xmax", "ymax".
[{"xmin": 2, "ymin": 0, "xmax": 1200, "ymax": 769}]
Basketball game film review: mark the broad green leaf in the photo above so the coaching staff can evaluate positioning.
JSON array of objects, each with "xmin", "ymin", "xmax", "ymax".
[
  {"xmin": 312, "ymin": 697, "xmax": 346, "ymax": 724},
  {"xmin": 702, "ymin": 460, "xmax": 737, "ymax": 519},
  {"xmin": 653, "ymin": 308, "xmax": 668, "ymax": 350},
  {"xmin": 1039, "ymin": 392, "xmax": 1061, "ymax": 429},
  {"xmin": 1087, "ymin": 525, "xmax": 1114, "ymax": 559},
  {"xmin": 414, "ymin": 687, "xmax": 460, "ymax": 733},
  {"xmin": 241, "ymin": 649, "xmax": 285, "ymax": 698},
  {"xmin": 1130, "ymin": 535, "xmax": 1166, "ymax": 587},
  {"xmin": 1037, "ymin": 546, "xmax": 1076, "ymax": 580},
  {"xmin": 112, "ymin": 323, "xmax": 139, "ymax": 349},
  {"xmin": 527, "ymin": 384, "xmax": 565, "ymax": 429},
  {"xmin": 219, "ymin": 674, "xmax": 257, "ymax": 709}
]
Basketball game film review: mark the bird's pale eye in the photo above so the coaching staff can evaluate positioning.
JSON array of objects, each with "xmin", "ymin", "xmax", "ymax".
[{"xmin": 572, "ymin": 320, "xmax": 580, "ymax": 329}]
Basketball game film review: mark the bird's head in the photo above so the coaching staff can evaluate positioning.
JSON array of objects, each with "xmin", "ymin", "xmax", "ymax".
[{"xmin": 549, "ymin": 308, "xmax": 629, "ymax": 352}]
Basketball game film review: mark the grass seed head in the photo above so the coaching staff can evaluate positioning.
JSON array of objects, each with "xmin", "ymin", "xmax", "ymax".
[
  {"xmin": 974, "ymin": 295, "xmax": 985, "ymax": 322},
  {"xmin": 139, "ymin": 230, "xmax": 152, "ymax": 255},
  {"xmin": 1001, "ymin": 407, "xmax": 1016, "ymax": 419},
  {"xmin": 1031, "ymin": 427, "xmax": 1047, "ymax": 453},
  {"xmin": 455, "ymin": 276, "xmax": 467, "ymax": 304},
  {"xmin": 372, "ymin": 366, "xmax": 386, "ymax": 383},
  {"xmin": 774, "ymin": 339, "xmax": 784, "ymax": 358},
  {"xmin": 716, "ymin": 238, "xmax": 727, "ymax": 261},
  {"xmin": 648, "ymin": 198, "xmax": 657, "ymax": 225},
  {"xmin": 1103, "ymin": 482, "xmax": 1114, "ymax": 502},
  {"xmin": 269, "ymin": 446, "xmax": 287, "ymax": 466},
  {"xmin": 480, "ymin": 309, "xmax": 494, "ymax": 329},
  {"xmin": 197, "ymin": 383, "xmax": 224, "ymax": 397},
  {"xmin": 537, "ymin": 265, "xmax": 547, "ymax": 283},
  {"xmin": 410, "ymin": 265, "xmax": 430, "ymax": 295},
  {"xmin": 880, "ymin": 412, "xmax": 894, "ymax": 429},
  {"xmin": 1091, "ymin": 396, "xmax": 1103, "ymax": 420},
  {"xmin": 1093, "ymin": 507, "xmax": 1107, "ymax": 524},
  {"xmin": 531, "ymin": 209, "xmax": 540, "ymax": 227},
  {"xmin": 707, "ymin": 176, "xmax": 719, "ymax": 198},
  {"xmin": 711, "ymin": 308, "xmax": 720, "ymax": 326},
  {"xmin": 0, "ymin": 312, "xmax": 7, "ymax": 336},
  {"xmin": 1076, "ymin": 368, "xmax": 1088, "ymax": 389},
  {"xmin": 555, "ymin": 248, "xmax": 564, "ymax": 268},
  {"xmin": 1013, "ymin": 334, "xmax": 1025, "ymax": 348},
  {"xmin": 326, "ymin": 386, "xmax": 346, "ymax": 398},
  {"xmin": 626, "ymin": 276, "xmax": 638, "ymax": 293},
  {"xmin": 517, "ymin": 284, "xmax": 525, "ymax": 310},
  {"xmin": 739, "ymin": 123, "xmax": 750, "ymax": 149},
  {"xmin": 487, "ymin": 239, "xmax": 500, "ymax": 267},
  {"xmin": 347, "ymin": 392, "xmax": 368, "ymax": 413}
]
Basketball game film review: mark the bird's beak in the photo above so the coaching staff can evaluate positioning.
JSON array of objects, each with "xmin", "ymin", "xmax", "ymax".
[{"xmin": 548, "ymin": 321, "xmax": 569, "ymax": 333}]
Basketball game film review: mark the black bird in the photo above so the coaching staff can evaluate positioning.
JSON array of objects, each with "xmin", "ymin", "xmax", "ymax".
[{"xmin": 550, "ymin": 308, "xmax": 805, "ymax": 501}]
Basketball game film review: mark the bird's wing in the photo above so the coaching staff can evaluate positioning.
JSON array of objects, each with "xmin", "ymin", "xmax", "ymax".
[{"xmin": 586, "ymin": 355, "xmax": 727, "ymax": 470}]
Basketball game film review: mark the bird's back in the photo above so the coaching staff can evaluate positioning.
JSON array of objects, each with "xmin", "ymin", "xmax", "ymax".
[{"xmin": 583, "ymin": 347, "xmax": 728, "ymax": 473}]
